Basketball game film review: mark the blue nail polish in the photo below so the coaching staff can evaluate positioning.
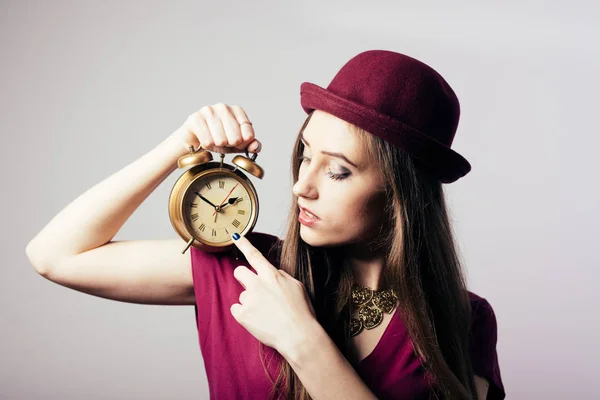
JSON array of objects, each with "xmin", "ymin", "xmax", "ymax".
[{"xmin": 232, "ymin": 233, "xmax": 240, "ymax": 241}]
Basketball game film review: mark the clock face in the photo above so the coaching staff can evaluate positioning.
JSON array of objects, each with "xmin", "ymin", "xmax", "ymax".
[{"xmin": 182, "ymin": 172, "xmax": 254, "ymax": 244}]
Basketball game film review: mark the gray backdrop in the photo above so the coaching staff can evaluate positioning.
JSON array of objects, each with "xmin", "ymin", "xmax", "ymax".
[{"xmin": 3, "ymin": 0, "xmax": 598, "ymax": 399}]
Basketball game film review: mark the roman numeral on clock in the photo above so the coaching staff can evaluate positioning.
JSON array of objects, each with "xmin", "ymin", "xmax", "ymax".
[
  {"xmin": 191, "ymin": 213, "xmax": 199, "ymax": 222},
  {"xmin": 237, "ymin": 210, "xmax": 245, "ymax": 215},
  {"xmin": 219, "ymin": 180, "xmax": 225, "ymax": 189},
  {"xmin": 205, "ymin": 182, "xmax": 211, "ymax": 190},
  {"xmin": 232, "ymin": 219, "xmax": 241, "ymax": 228},
  {"xmin": 199, "ymin": 223, "xmax": 206, "ymax": 232},
  {"xmin": 212, "ymin": 229, "xmax": 217, "ymax": 237}
]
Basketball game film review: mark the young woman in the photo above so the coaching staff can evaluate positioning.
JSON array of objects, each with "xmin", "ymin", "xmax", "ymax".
[{"xmin": 26, "ymin": 50, "xmax": 505, "ymax": 400}]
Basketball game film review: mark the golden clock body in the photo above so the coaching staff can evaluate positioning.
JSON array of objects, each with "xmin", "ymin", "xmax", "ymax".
[{"xmin": 168, "ymin": 161, "xmax": 259, "ymax": 253}]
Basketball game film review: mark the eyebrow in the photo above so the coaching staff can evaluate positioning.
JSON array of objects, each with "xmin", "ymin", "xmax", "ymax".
[{"xmin": 300, "ymin": 134, "xmax": 359, "ymax": 169}]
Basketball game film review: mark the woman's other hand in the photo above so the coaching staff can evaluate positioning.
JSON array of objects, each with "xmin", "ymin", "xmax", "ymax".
[{"xmin": 168, "ymin": 103, "xmax": 262, "ymax": 155}]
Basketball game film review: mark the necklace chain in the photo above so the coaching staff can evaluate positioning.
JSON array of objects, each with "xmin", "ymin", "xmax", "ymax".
[{"xmin": 349, "ymin": 282, "xmax": 398, "ymax": 337}]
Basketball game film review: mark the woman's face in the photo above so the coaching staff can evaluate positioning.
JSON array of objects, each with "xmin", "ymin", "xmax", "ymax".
[{"xmin": 292, "ymin": 110, "xmax": 386, "ymax": 248}]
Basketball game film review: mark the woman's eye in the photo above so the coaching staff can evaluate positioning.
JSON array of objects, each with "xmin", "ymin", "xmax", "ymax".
[
  {"xmin": 298, "ymin": 156, "xmax": 350, "ymax": 181},
  {"xmin": 327, "ymin": 171, "xmax": 350, "ymax": 181}
]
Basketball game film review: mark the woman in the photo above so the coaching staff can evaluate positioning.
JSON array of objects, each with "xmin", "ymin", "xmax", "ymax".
[{"xmin": 26, "ymin": 50, "xmax": 504, "ymax": 399}]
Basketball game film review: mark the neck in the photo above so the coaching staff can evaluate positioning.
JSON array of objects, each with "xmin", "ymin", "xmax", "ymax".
[{"xmin": 343, "ymin": 241, "xmax": 388, "ymax": 291}]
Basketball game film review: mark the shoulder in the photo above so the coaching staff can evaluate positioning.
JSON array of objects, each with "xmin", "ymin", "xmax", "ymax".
[
  {"xmin": 466, "ymin": 291, "xmax": 499, "ymax": 334},
  {"xmin": 466, "ymin": 291, "xmax": 499, "ymax": 354},
  {"xmin": 190, "ymin": 231, "xmax": 281, "ymax": 265},
  {"xmin": 241, "ymin": 231, "xmax": 283, "ymax": 265},
  {"xmin": 467, "ymin": 291, "xmax": 497, "ymax": 317},
  {"xmin": 466, "ymin": 290, "xmax": 505, "ymax": 399},
  {"xmin": 246, "ymin": 231, "xmax": 281, "ymax": 247}
]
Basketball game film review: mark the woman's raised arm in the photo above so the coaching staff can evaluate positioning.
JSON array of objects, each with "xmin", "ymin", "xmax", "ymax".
[{"xmin": 25, "ymin": 104, "xmax": 260, "ymax": 305}]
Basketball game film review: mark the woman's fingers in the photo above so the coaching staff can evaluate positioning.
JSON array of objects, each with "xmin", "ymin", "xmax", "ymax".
[
  {"xmin": 221, "ymin": 105, "xmax": 246, "ymax": 150},
  {"xmin": 170, "ymin": 103, "xmax": 261, "ymax": 155},
  {"xmin": 230, "ymin": 105, "xmax": 256, "ymax": 144},
  {"xmin": 247, "ymin": 139, "xmax": 261, "ymax": 153},
  {"xmin": 182, "ymin": 103, "xmax": 259, "ymax": 154}
]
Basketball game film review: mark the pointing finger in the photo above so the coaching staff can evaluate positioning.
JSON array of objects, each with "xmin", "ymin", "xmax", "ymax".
[{"xmin": 231, "ymin": 233, "xmax": 277, "ymax": 276}]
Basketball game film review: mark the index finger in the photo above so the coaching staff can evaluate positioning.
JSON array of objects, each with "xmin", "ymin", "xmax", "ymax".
[{"xmin": 231, "ymin": 233, "xmax": 276, "ymax": 275}]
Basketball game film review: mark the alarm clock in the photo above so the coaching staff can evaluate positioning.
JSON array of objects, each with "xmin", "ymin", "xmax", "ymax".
[{"xmin": 168, "ymin": 145, "xmax": 264, "ymax": 254}]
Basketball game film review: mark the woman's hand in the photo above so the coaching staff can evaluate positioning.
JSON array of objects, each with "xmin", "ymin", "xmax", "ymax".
[
  {"xmin": 229, "ymin": 234, "xmax": 319, "ymax": 356},
  {"xmin": 167, "ymin": 103, "xmax": 262, "ymax": 155}
]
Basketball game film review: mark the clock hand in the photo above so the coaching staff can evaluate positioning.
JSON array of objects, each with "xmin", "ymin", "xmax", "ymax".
[
  {"xmin": 213, "ymin": 184, "xmax": 239, "ymax": 216},
  {"xmin": 214, "ymin": 197, "xmax": 242, "ymax": 225},
  {"xmin": 195, "ymin": 192, "xmax": 219, "ymax": 209},
  {"xmin": 219, "ymin": 197, "xmax": 241, "ymax": 210}
]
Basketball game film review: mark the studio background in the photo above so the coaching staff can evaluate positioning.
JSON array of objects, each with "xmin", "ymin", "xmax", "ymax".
[{"xmin": 2, "ymin": 1, "xmax": 598, "ymax": 399}]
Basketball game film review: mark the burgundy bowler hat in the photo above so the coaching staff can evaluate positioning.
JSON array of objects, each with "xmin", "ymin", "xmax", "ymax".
[{"xmin": 300, "ymin": 50, "xmax": 471, "ymax": 183}]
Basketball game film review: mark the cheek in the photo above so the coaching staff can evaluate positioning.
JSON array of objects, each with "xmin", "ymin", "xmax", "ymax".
[
  {"xmin": 328, "ymin": 188, "xmax": 386, "ymax": 231},
  {"xmin": 299, "ymin": 189, "xmax": 386, "ymax": 247}
]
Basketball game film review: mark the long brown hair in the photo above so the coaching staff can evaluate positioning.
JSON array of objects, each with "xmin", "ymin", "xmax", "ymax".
[{"xmin": 260, "ymin": 111, "xmax": 478, "ymax": 400}]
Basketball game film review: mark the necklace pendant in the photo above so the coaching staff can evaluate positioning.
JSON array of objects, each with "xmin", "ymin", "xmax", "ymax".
[
  {"xmin": 358, "ymin": 305, "xmax": 384, "ymax": 329},
  {"xmin": 349, "ymin": 281, "xmax": 398, "ymax": 337},
  {"xmin": 349, "ymin": 317, "xmax": 363, "ymax": 337},
  {"xmin": 373, "ymin": 289, "xmax": 397, "ymax": 313},
  {"xmin": 351, "ymin": 283, "xmax": 373, "ymax": 305}
]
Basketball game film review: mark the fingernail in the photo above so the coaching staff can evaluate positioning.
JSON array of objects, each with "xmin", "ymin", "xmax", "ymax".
[{"xmin": 232, "ymin": 233, "xmax": 240, "ymax": 241}]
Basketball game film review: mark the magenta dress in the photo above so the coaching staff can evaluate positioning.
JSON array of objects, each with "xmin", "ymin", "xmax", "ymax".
[{"xmin": 190, "ymin": 232, "xmax": 505, "ymax": 399}]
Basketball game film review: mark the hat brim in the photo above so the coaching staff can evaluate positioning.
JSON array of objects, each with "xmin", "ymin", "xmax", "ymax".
[{"xmin": 300, "ymin": 82, "xmax": 471, "ymax": 183}]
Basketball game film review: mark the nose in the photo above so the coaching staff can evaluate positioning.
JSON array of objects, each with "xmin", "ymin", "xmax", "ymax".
[{"xmin": 292, "ymin": 168, "xmax": 318, "ymax": 200}]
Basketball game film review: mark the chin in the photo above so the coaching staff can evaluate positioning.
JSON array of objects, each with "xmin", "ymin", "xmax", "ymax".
[
  {"xmin": 299, "ymin": 225, "xmax": 346, "ymax": 248},
  {"xmin": 299, "ymin": 225, "xmax": 327, "ymax": 247}
]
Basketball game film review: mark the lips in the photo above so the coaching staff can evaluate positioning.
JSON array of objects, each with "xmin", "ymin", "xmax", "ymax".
[{"xmin": 298, "ymin": 205, "xmax": 320, "ymax": 220}]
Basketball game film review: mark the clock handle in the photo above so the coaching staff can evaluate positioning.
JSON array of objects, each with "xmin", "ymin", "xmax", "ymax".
[
  {"xmin": 244, "ymin": 147, "xmax": 258, "ymax": 161},
  {"xmin": 191, "ymin": 144, "xmax": 258, "ymax": 161}
]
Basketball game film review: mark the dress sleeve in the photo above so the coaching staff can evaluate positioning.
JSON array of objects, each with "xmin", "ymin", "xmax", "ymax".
[
  {"xmin": 468, "ymin": 296, "xmax": 506, "ymax": 400},
  {"xmin": 189, "ymin": 232, "xmax": 281, "ymax": 348}
]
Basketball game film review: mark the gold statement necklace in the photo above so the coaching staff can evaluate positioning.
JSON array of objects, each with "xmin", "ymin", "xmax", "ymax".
[{"xmin": 349, "ymin": 282, "xmax": 398, "ymax": 337}]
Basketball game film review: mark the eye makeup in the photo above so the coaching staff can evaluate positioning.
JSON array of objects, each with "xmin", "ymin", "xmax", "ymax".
[{"xmin": 297, "ymin": 155, "xmax": 351, "ymax": 181}]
